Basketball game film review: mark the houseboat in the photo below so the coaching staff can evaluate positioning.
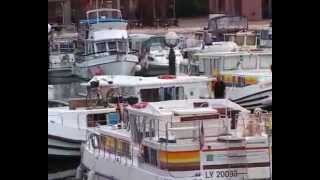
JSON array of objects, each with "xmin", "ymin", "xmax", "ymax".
[{"xmin": 78, "ymin": 99, "xmax": 272, "ymax": 179}]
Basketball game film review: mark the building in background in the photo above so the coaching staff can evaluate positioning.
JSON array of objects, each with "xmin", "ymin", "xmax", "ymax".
[
  {"xmin": 48, "ymin": 0, "xmax": 271, "ymax": 26},
  {"xmin": 208, "ymin": 0, "xmax": 272, "ymax": 20}
]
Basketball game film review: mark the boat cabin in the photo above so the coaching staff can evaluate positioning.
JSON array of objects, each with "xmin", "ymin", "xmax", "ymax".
[
  {"xmin": 85, "ymin": 99, "xmax": 271, "ymax": 179},
  {"xmin": 75, "ymin": 9, "xmax": 130, "ymax": 62},
  {"xmin": 224, "ymin": 31, "xmax": 258, "ymax": 50},
  {"xmin": 48, "ymin": 104, "xmax": 116, "ymax": 130},
  {"xmin": 183, "ymin": 50, "xmax": 272, "ymax": 86},
  {"xmin": 86, "ymin": 75, "xmax": 216, "ymax": 102},
  {"xmin": 207, "ymin": 15, "xmax": 248, "ymax": 41},
  {"xmin": 50, "ymin": 38, "xmax": 75, "ymax": 55}
]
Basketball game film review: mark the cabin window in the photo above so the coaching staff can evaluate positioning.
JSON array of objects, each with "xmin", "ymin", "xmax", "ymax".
[
  {"xmin": 118, "ymin": 41, "xmax": 127, "ymax": 52},
  {"xmin": 104, "ymin": 135, "xmax": 116, "ymax": 153},
  {"xmin": 75, "ymin": 41, "xmax": 85, "ymax": 55},
  {"xmin": 143, "ymin": 146, "xmax": 158, "ymax": 167},
  {"xmin": 90, "ymin": 134, "xmax": 100, "ymax": 149},
  {"xmin": 158, "ymin": 87, "xmax": 184, "ymax": 101},
  {"xmin": 207, "ymin": 154, "xmax": 214, "ymax": 161},
  {"xmin": 120, "ymin": 87, "xmax": 134, "ymax": 97},
  {"xmin": 259, "ymin": 55, "xmax": 272, "ymax": 69},
  {"xmin": 242, "ymin": 56, "xmax": 257, "ymax": 69},
  {"xmin": 223, "ymin": 58, "xmax": 239, "ymax": 70},
  {"xmin": 235, "ymin": 36, "xmax": 245, "ymax": 46},
  {"xmin": 87, "ymin": 43, "xmax": 94, "ymax": 55},
  {"xmin": 194, "ymin": 102, "xmax": 209, "ymax": 108},
  {"xmin": 117, "ymin": 140, "xmax": 131, "ymax": 158},
  {"xmin": 87, "ymin": 113, "xmax": 107, "ymax": 127},
  {"xmin": 246, "ymin": 35, "xmax": 256, "ymax": 46},
  {"xmin": 60, "ymin": 42, "xmax": 74, "ymax": 53},
  {"xmin": 51, "ymin": 44, "xmax": 59, "ymax": 53},
  {"xmin": 140, "ymin": 88, "xmax": 160, "ymax": 102},
  {"xmin": 96, "ymin": 42, "xmax": 107, "ymax": 53},
  {"xmin": 260, "ymin": 30, "xmax": 269, "ymax": 39},
  {"xmin": 162, "ymin": 87, "xmax": 174, "ymax": 101},
  {"xmin": 176, "ymin": 87, "xmax": 184, "ymax": 100},
  {"xmin": 150, "ymin": 148, "xmax": 158, "ymax": 166},
  {"xmin": 108, "ymin": 41, "xmax": 117, "ymax": 51}
]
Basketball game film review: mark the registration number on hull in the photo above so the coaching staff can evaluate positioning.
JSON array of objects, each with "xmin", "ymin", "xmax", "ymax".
[{"xmin": 203, "ymin": 169, "xmax": 244, "ymax": 179}]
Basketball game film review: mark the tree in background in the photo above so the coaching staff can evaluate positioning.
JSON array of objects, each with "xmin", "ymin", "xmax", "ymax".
[{"xmin": 175, "ymin": 0, "xmax": 208, "ymax": 17}]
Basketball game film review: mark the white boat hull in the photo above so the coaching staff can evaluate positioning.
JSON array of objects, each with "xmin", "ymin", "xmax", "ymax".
[
  {"xmin": 81, "ymin": 146, "xmax": 271, "ymax": 180},
  {"xmin": 73, "ymin": 55, "xmax": 138, "ymax": 79},
  {"xmin": 228, "ymin": 81, "xmax": 272, "ymax": 110},
  {"xmin": 48, "ymin": 122, "xmax": 86, "ymax": 157}
]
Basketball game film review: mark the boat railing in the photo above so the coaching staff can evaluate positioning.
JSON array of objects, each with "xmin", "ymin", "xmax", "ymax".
[
  {"xmin": 157, "ymin": 115, "xmax": 230, "ymax": 144},
  {"xmin": 238, "ymin": 112, "xmax": 272, "ymax": 137},
  {"xmin": 86, "ymin": 129, "xmax": 135, "ymax": 166}
]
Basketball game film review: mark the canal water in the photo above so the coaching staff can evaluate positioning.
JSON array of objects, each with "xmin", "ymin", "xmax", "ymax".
[{"xmin": 48, "ymin": 76, "xmax": 86, "ymax": 180}]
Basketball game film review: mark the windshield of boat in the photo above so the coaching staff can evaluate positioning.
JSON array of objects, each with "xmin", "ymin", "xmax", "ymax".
[
  {"xmin": 241, "ymin": 56, "xmax": 257, "ymax": 70},
  {"xmin": 93, "ymin": 39, "xmax": 128, "ymax": 54},
  {"xmin": 142, "ymin": 37, "xmax": 166, "ymax": 51},
  {"xmin": 259, "ymin": 55, "xmax": 272, "ymax": 69},
  {"xmin": 208, "ymin": 16, "xmax": 248, "ymax": 33},
  {"xmin": 149, "ymin": 43, "xmax": 165, "ymax": 51},
  {"xmin": 87, "ymin": 10, "xmax": 122, "ymax": 20},
  {"xmin": 50, "ymin": 41, "xmax": 74, "ymax": 53}
]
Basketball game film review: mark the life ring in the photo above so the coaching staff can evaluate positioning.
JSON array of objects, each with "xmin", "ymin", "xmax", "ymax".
[{"xmin": 158, "ymin": 75, "xmax": 176, "ymax": 79}]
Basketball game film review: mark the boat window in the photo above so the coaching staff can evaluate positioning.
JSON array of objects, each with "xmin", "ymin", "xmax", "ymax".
[
  {"xmin": 118, "ymin": 41, "xmax": 127, "ymax": 52},
  {"xmin": 150, "ymin": 148, "xmax": 158, "ymax": 166},
  {"xmin": 158, "ymin": 87, "xmax": 185, "ymax": 101},
  {"xmin": 103, "ymin": 135, "xmax": 116, "ymax": 153},
  {"xmin": 75, "ymin": 41, "xmax": 85, "ymax": 55},
  {"xmin": 223, "ymin": 57, "xmax": 239, "ymax": 70},
  {"xmin": 51, "ymin": 44, "xmax": 59, "ymax": 53},
  {"xmin": 259, "ymin": 55, "xmax": 272, "ymax": 69},
  {"xmin": 143, "ymin": 146, "xmax": 158, "ymax": 167},
  {"xmin": 108, "ymin": 41, "xmax": 117, "ymax": 51},
  {"xmin": 87, "ymin": 43, "xmax": 94, "ymax": 55},
  {"xmin": 207, "ymin": 154, "xmax": 214, "ymax": 161},
  {"xmin": 117, "ymin": 140, "xmax": 131, "ymax": 158},
  {"xmin": 176, "ymin": 87, "xmax": 184, "ymax": 100},
  {"xmin": 87, "ymin": 113, "xmax": 107, "ymax": 127},
  {"xmin": 143, "ymin": 146, "xmax": 150, "ymax": 163},
  {"xmin": 162, "ymin": 87, "xmax": 174, "ymax": 101},
  {"xmin": 260, "ymin": 30, "xmax": 270, "ymax": 40},
  {"xmin": 88, "ymin": 12, "xmax": 97, "ymax": 20},
  {"xmin": 235, "ymin": 36, "xmax": 245, "ymax": 46},
  {"xmin": 60, "ymin": 42, "xmax": 74, "ymax": 53},
  {"xmin": 140, "ymin": 88, "xmax": 160, "ymax": 102},
  {"xmin": 194, "ymin": 102, "xmax": 209, "ymax": 108},
  {"xmin": 90, "ymin": 134, "xmax": 100, "ymax": 149},
  {"xmin": 242, "ymin": 56, "xmax": 257, "ymax": 69},
  {"xmin": 150, "ymin": 44, "xmax": 163, "ymax": 51},
  {"xmin": 120, "ymin": 87, "xmax": 134, "ymax": 97},
  {"xmin": 96, "ymin": 42, "xmax": 107, "ymax": 53},
  {"xmin": 246, "ymin": 35, "xmax": 256, "ymax": 46}
]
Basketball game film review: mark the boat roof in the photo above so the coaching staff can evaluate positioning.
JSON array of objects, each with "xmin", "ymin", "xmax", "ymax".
[
  {"xmin": 48, "ymin": 106, "xmax": 116, "ymax": 114},
  {"xmin": 194, "ymin": 49, "xmax": 272, "ymax": 58},
  {"xmin": 88, "ymin": 29, "xmax": 128, "ymax": 41},
  {"xmin": 126, "ymin": 99, "xmax": 250, "ymax": 117},
  {"xmin": 221, "ymin": 70, "xmax": 272, "ymax": 78},
  {"xmin": 86, "ymin": 8, "xmax": 122, "ymax": 15},
  {"xmin": 96, "ymin": 125, "xmax": 131, "ymax": 141},
  {"xmin": 86, "ymin": 75, "xmax": 215, "ymax": 88},
  {"xmin": 129, "ymin": 33, "xmax": 154, "ymax": 39}
]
